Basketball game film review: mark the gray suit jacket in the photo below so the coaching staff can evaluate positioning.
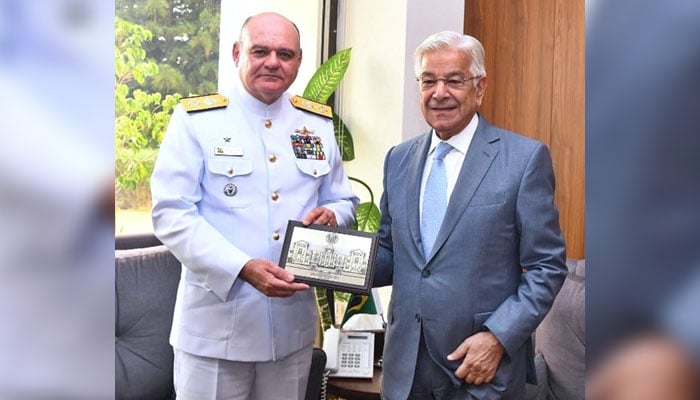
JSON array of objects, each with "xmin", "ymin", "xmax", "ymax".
[{"xmin": 375, "ymin": 117, "xmax": 567, "ymax": 400}]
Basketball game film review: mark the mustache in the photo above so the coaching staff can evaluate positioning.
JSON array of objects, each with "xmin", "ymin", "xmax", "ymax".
[{"xmin": 428, "ymin": 101, "xmax": 458, "ymax": 109}]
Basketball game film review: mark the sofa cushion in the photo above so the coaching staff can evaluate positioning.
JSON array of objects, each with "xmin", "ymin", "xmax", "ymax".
[
  {"xmin": 115, "ymin": 245, "xmax": 181, "ymax": 400},
  {"xmin": 535, "ymin": 259, "xmax": 585, "ymax": 400}
]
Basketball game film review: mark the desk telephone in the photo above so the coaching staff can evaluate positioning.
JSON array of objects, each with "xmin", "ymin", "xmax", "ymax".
[{"xmin": 322, "ymin": 327, "xmax": 374, "ymax": 378}]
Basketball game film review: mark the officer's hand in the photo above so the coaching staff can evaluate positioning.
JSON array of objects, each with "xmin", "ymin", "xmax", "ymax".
[
  {"xmin": 447, "ymin": 331, "xmax": 505, "ymax": 385},
  {"xmin": 302, "ymin": 207, "xmax": 337, "ymax": 227},
  {"xmin": 240, "ymin": 258, "xmax": 309, "ymax": 297}
]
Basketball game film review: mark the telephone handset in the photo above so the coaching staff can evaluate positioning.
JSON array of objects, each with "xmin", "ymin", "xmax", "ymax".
[
  {"xmin": 323, "ymin": 327, "xmax": 341, "ymax": 371},
  {"xmin": 322, "ymin": 327, "xmax": 374, "ymax": 378}
]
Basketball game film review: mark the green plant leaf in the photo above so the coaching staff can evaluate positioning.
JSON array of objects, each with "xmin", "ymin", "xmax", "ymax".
[
  {"xmin": 354, "ymin": 201, "xmax": 381, "ymax": 233},
  {"xmin": 333, "ymin": 291, "xmax": 352, "ymax": 303},
  {"xmin": 303, "ymin": 48, "xmax": 352, "ymax": 103},
  {"xmin": 333, "ymin": 113, "xmax": 355, "ymax": 161},
  {"xmin": 315, "ymin": 287, "xmax": 333, "ymax": 332}
]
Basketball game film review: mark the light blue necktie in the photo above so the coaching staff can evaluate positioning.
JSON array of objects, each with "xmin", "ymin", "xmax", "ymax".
[{"xmin": 421, "ymin": 142, "xmax": 452, "ymax": 257}]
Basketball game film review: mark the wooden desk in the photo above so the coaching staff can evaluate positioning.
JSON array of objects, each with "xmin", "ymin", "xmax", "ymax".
[{"xmin": 327, "ymin": 367, "xmax": 381, "ymax": 400}]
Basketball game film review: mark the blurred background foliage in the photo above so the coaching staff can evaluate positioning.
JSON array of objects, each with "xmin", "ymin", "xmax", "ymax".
[{"xmin": 115, "ymin": 0, "xmax": 220, "ymax": 209}]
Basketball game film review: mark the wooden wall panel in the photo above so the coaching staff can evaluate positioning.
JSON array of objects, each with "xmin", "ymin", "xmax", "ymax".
[
  {"xmin": 551, "ymin": 0, "xmax": 585, "ymax": 259},
  {"xmin": 465, "ymin": 0, "xmax": 585, "ymax": 258},
  {"xmin": 469, "ymin": 1, "xmax": 555, "ymax": 146}
]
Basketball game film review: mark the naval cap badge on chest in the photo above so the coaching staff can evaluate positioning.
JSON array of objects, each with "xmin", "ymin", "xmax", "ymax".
[{"xmin": 224, "ymin": 183, "xmax": 238, "ymax": 197}]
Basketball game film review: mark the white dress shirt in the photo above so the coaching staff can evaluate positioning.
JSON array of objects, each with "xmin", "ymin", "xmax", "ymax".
[{"xmin": 419, "ymin": 113, "xmax": 479, "ymax": 226}]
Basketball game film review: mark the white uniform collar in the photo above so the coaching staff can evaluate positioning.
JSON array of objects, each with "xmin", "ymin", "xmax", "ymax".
[{"xmin": 230, "ymin": 79, "xmax": 288, "ymax": 118}]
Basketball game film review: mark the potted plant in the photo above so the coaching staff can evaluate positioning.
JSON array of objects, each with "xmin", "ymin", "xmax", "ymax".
[{"xmin": 303, "ymin": 48, "xmax": 381, "ymax": 331}]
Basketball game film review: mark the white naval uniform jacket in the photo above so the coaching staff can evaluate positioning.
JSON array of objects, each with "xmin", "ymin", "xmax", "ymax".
[{"xmin": 151, "ymin": 82, "xmax": 359, "ymax": 361}]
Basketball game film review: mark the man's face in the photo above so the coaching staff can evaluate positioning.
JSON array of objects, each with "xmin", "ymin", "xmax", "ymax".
[
  {"xmin": 233, "ymin": 14, "xmax": 302, "ymax": 104},
  {"xmin": 418, "ymin": 48, "xmax": 486, "ymax": 140}
]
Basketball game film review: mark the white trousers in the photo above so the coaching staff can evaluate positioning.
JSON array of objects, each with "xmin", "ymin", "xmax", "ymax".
[{"xmin": 174, "ymin": 344, "xmax": 313, "ymax": 400}]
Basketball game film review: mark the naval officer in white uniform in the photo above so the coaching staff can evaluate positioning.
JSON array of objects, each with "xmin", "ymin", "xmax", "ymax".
[{"xmin": 151, "ymin": 12, "xmax": 358, "ymax": 400}]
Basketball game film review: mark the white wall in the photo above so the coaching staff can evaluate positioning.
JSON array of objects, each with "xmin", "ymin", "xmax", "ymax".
[{"xmin": 218, "ymin": 0, "xmax": 324, "ymax": 95}]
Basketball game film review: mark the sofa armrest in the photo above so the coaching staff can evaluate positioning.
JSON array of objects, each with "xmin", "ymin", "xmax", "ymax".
[{"xmin": 115, "ymin": 233, "xmax": 162, "ymax": 250}]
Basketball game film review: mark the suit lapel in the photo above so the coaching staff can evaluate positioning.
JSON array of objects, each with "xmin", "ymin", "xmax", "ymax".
[
  {"xmin": 426, "ymin": 120, "xmax": 500, "ymax": 262},
  {"xmin": 407, "ymin": 133, "xmax": 432, "ymax": 260}
]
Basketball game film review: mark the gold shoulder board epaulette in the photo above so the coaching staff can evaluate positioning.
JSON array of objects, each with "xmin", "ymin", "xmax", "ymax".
[
  {"xmin": 290, "ymin": 95, "xmax": 333, "ymax": 119},
  {"xmin": 181, "ymin": 94, "xmax": 229, "ymax": 113}
]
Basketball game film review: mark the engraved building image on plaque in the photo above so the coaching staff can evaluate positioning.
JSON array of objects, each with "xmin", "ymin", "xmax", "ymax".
[{"xmin": 286, "ymin": 230, "xmax": 369, "ymax": 286}]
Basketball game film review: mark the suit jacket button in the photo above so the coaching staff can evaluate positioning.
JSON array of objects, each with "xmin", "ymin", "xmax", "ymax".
[
  {"xmin": 414, "ymin": 314, "xmax": 421, "ymax": 323},
  {"xmin": 421, "ymin": 270, "xmax": 430, "ymax": 278}
]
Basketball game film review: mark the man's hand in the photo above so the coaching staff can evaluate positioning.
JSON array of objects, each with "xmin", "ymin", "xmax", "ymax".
[
  {"xmin": 302, "ymin": 206, "xmax": 337, "ymax": 227},
  {"xmin": 239, "ymin": 258, "xmax": 309, "ymax": 297},
  {"xmin": 587, "ymin": 335, "xmax": 700, "ymax": 400},
  {"xmin": 447, "ymin": 331, "xmax": 505, "ymax": 385}
]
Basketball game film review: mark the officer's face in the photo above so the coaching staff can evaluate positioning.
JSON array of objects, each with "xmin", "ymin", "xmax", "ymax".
[
  {"xmin": 418, "ymin": 48, "xmax": 486, "ymax": 140},
  {"xmin": 233, "ymin": 14, "xmax": 302, "ymax": 105}
]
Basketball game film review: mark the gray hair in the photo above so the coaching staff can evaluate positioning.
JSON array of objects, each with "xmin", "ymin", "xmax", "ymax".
[{"xmin": 414, "ymin": 31, "xmax": 486, "ymax": 86}]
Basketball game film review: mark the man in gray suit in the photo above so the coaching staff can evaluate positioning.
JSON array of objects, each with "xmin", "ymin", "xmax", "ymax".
[{"xmin": 374, "ymin": 31, "xmax": 567, "ymax": 399}]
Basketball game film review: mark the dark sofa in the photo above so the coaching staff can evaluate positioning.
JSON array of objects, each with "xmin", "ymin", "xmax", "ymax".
[{"xmin": 115, "ymin": 234, "xmax": 180, "ymax": 400}]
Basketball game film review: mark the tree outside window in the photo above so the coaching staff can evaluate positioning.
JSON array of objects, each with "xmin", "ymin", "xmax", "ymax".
[{"xmin": 115, "ymin": 0, "xmax": 220, "ymax": 234}]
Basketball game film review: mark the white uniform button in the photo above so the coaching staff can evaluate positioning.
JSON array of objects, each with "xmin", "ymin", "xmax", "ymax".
[
  {"xmin": 271, "ymin": 192, "xmax": 279, "ymax": 201},
  {"xmin": 264, "ymin": 119, "xmax": 272, "ymax": 128},
  {"xmin": 272, "ymin": 231, "xmax": 280, "ymax": 240},
  {"xmin": 227, "ymin": 167, "xmax": 234, "ymax": 175},
  {"xmin": 269, "ymin": 154, "xmax": 277, "ymax": 163},
  {"xmin": 312, "ymin": 168, "xmax": 317, "ymax": 176}
]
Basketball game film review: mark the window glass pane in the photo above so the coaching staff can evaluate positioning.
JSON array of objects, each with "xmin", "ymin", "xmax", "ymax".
[{"xmin": 115, "ymin": 0, "xmax": 221, "ymax": 234}]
